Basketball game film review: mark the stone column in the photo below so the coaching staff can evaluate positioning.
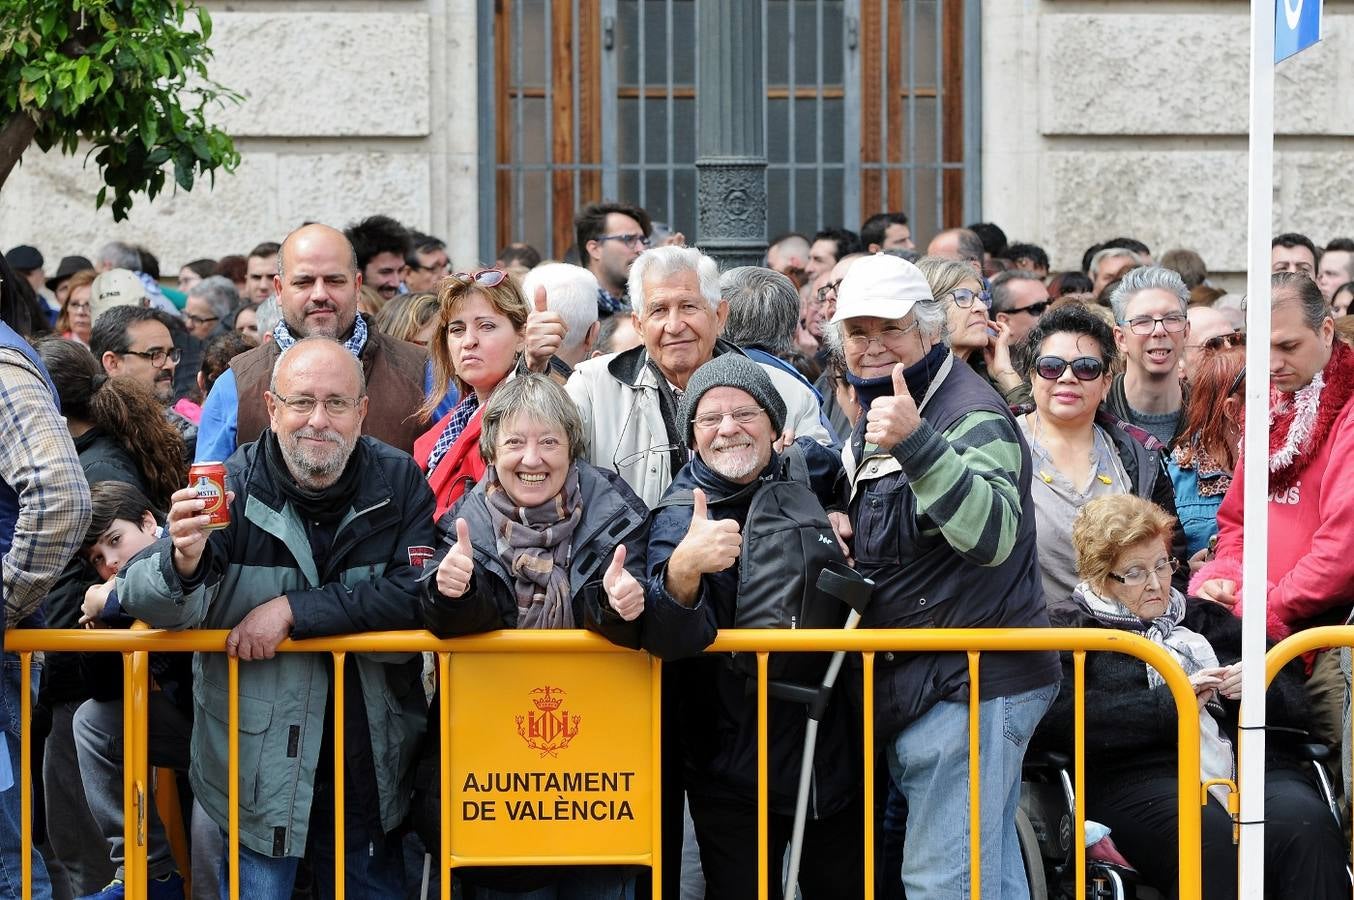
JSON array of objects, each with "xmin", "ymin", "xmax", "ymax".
[{"xmin": 695, "ymin": 0, "xmax": 767, "ymax": 270}]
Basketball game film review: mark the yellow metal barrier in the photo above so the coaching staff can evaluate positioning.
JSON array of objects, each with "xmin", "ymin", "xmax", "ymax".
[{"xmin": 7, "ymin": 627, "xmax": 1205, "ymax": 900}]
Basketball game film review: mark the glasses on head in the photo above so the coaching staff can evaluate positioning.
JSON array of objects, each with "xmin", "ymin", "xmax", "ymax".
[
  {"xmin": 1107, "ymin": 557, "xmax": 1179, "ymax": 587},
  {"xmin": 450, "ymin": 269, "xmax": 508, "ymax": 288},
  {"xmin": 120, "ymin": 346, "xmax": 182, "ymax": 367},
  {"xmin": 183, "ymin": 313, "xmax": 220, "ymax": 327},
  {"xmin": 1198, "ymin": 330, "xmax": 1245, "ymax": 353},
  {"xmin": 817, "ymin": 279, "xmax": 843, "ymax": 304},
  {"xmin": 948, "ymin": 287, "xmax": 991, "ymax": 309},
  {"xmin": 597, "ymin": 233, "xmax": 652, "ymax": 249},
  {"xmin": 692, "ymin": 406, "xmax": 766, "ymax": 431},
  {"xmin": 272, "ymin": 394, "xmax": 363, "ymax": 417},
  {"xmin": 1011, "ymin": 299, "xmax": 1052, "ymax": 317},
  {"xmin": 841, "ymin": 319, "xmax": 920, "ymax": 351},
  {"xmin": 1125, "ymin": 313, "xmax": 1188, "ymax": 335},
  {"xmin": 1033, "ymin": 355, "xmax": 1105, "ymax": 381}
]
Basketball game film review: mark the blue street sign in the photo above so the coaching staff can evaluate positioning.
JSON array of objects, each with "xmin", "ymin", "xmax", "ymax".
[{"xmin": 1275, "ymin": 0, "xmax": 1322, "ymax": 62}]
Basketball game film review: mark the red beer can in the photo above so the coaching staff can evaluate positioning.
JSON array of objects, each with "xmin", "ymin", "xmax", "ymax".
[{"xmin": 188, "ymin": 462, "xmax": 230, "ymax": 530}]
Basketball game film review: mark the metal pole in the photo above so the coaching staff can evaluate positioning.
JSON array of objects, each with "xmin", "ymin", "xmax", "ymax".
[
  {"xmin": 695, "ymin": 0, "xmax": 767, "ymax": 269},
  {"xmin": 1237, "ymin": 0, "xmax": 1274, "ymax": 894}
]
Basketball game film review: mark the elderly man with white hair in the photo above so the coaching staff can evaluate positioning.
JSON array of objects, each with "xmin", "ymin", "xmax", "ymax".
[
  {"xmin": 521, "ymin": 262, "xmax": 601, "ymax": 377},
  {"xmin": 831, "ymin": 252, "xmax": 1057, "ymax": 900},
  {"xmin": 557, "ymin": 245, "xmax": 830, "ymax": 507}
]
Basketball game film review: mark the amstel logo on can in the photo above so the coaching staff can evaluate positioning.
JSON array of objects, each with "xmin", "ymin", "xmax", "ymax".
[
  {"xmin": 188, "ymin": 461, "xmax": 230, "ymax": 530},
  {"xmin": 516, "ymin": 685, "xmax": 580, "ymax": 757},
  {"xmin": 195, "ymin": 475, "xmax": 223, "ymax": 512}
]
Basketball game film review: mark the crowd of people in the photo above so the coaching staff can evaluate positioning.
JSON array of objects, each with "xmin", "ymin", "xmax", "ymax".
[{"xmin": 2, "ymin": 204, "xmax": 1354, "ymax": 900}]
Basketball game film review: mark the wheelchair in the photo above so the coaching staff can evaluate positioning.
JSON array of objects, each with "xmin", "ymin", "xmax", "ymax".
[{"xmin": 1016, "ymin": 729, "xmax": 1346, "ymax": 900}]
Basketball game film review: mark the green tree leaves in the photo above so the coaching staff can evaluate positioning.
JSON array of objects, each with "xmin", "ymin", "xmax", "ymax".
[{"xmin": 0, "ymin": 0, "xmax": 240, "ymax": 220}]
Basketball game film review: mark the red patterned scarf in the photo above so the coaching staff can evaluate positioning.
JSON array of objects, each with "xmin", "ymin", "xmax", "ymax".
[{"xmin": 1269, "ymin": 340, "xmax": 1354, "ymax": 493}]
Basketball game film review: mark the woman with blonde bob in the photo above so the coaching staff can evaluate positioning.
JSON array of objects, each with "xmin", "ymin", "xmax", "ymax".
[
  {"xmin": 415, "ymin": 270, "xmax": 529, "ymax": 519},
  {"xmin": 1037, "ymin": 494, "xmax": 1345, "ymax": 899}
]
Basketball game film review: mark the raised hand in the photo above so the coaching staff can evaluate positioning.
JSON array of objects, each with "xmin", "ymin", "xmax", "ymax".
[
  {"xmin": 982, "ymin": 319, "xmax": 1022, "ymax": 392},
  {"xmin": 523, "ymin": 285, "xmax": 567, "ymax": 373},
  {"xmin": 664, "ymin": 488, "xmax": 743, "ymax": 607},
  {"xmin": 167, "ymin": 485, "xmax": 233, "ymax": 578},
  {"xmin": 1196, "ymin": 579, "xmax": 1238, "ymax": 609},
  {"xmin": 863, "ymin": 364, "xmax": 922, "ymax": 451},
  {"xmin": 603, "ymin": 544, "xmax": 644, "ymax": 621},
  {"xmin": 436, "ymin": 518, "xmax": 475, "ymax": 599}
]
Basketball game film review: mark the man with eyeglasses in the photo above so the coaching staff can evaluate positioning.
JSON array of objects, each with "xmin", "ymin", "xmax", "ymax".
[
  {"xmin": 575, "ymin": 201, "xmax": 654, "ymax": 316},
  {"xmin": 90, "ymin": 305, "xmax": 198, "ymax": 461},
  {"xmin": 558, "ymin": 245, "xmax": 831, "ymax": 509},
  {"xmin": 194, "ymin": 223, "xmax": 430, "ymax": 464},
  {"xmin": 988, "ymin": 269, "xmax": 1051, "ymax": 345},
  {"xmin": 1179, "ymin": 305, "xmax": 1236, "ymax": 381},
  {"xmin": 1103, "ymin": 266, "xmax": 1192, "ymax": 449},
  {"xmin": 182, "ymin": 276, "xmax": 237, "ymax": 341},
  {"xmin": 117, "ymin": 337, "xmax": 436, "ymax": 898},
  {"xmin": 830, "ymin": 253, "xmax": 1058, "ymax": 899},
  {"xmin": 403, "ymin": 232, "xmax": 450, "ymax": 294}
]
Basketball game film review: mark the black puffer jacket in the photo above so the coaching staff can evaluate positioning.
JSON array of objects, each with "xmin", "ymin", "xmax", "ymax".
[{"xmin": 641, "ymin": 451, "xmax": 860, "ymax": 819}]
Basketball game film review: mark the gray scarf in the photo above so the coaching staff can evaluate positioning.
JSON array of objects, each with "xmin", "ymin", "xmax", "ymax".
[{"xmin": 484, "ymin": 465, "xmax": 583, "ymax": 629}]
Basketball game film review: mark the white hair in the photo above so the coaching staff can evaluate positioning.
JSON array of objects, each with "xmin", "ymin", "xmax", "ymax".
[
  {"xmin": 627, "ymin": 245, "xmax": 721, "ymax": 316},
  {"xmin": 1088, "ymin": 247, "xmax": 1142, "ymax": 282},
  {"xmin": 1108, "ymin": 265, "xmax": 1189, "ymax": 323},
  {"xmin": 522, "ymin": 263, "xmax": 599, "ymax": 356},
  {"xmin": 823, "ymin": 298, "xmax": 949, "ymax": 357}
]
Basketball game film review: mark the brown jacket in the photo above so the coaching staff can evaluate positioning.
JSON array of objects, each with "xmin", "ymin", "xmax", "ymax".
[{"xmin": 231, "ymin": 319, "xmax": 429, "ymax": 454}]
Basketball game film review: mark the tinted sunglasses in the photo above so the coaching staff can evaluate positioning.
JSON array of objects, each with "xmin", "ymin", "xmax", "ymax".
[
  {"xmin": 1227, "ymin": 365, "xmax": 1246, "ymax": 398},
  {"xmin": 1012, "ymin": 299, "xmax": 1052, "ymax": 317},
  {"xmin": 1200, "ymin": 330, "xmax": 1245, "ymax": 352},
  {"xmin": 450, "ymin": 268, "xmax": 508, "ymax": 288},
  {"xmin": 1034, "ymin": 355, "xmax": 1105, "ymax": 381}
]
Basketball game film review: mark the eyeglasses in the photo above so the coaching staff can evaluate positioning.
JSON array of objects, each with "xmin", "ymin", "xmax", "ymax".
[
  {"xmin": 841, "ymin": 320, "xmax": 920, "ymax": 351},
  {"xmin": 1010, "ymin": 299, "xmax": 1052, "ymax": 317},
  {"xmin": 1033, "ymin": 355, "xmax": 1105, "ymax": 381},
  {"xmin": 120, "ymin": 347, "xmax": 182, "ymax": 367},
  {"xmin": 1108, "ymin": 557, "xmax": 1179, "ymax": 587},
  {"xmin": 450, "ymin": 269, "xmax": 508, "ymax": 288},
  {"xmin": 692, "ymin": 406, "xmax": 766, "ymax": 430},
  {"xmin": 817, "ymin": 279, "xmax": 843, "ymax": 304},
  {"xmin": 1197, "ymin": 330, "xmax": 1245, "ymax": 353},
  {"xmin": 597, "ymin": 233, "xmax": 652, "ymax": 249},
  {"xmin": 1125, "ymin": 313, "xmax": 1188, "ymax": 335},
  {"xmin": 1226, "ymin": 365, "xmax": 1246, "ymax": 398},
  {"xmin": 67, "ymin": 301, "xmax": 91, "ymax": 312},
  {"xmin": 948, "ymin": 287, "xmax": 991, "ymax": 308},
  {"xmin": 272, "ymin": 394, "xmax": 364, "ymax": 417},
  {"xmin": 183, "ymin": 313, "xmax": 220, "ymax": 327}
]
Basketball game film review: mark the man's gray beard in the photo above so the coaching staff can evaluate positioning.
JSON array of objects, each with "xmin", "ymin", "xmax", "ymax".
[
  {"xmin": 704, "ymin": 444, "xmax": 768, "ymax": 483},
  {"xmin": 283, "ymin": 428, "xmax": 357, "ymax": 490}
]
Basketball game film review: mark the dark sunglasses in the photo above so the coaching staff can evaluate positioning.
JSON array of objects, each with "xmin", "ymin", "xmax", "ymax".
[
  {"xmin": 1200, "ymin": 330, "xmax": 1245, "ymax": 352},
  {"xmin": 1011, "ymin": 299, "xmax": 1052, "ymax": 317},
  {"xmin": 1227, "ymin": 365, "xmax": 1246, "ymax": 398},
  {"xmin": 450, "ymin": 268, "xmax": 508, "ymax": 288},
  {"xmin": 1034, "ymin": 355, "xmax": 1105, "ymax": 381}
]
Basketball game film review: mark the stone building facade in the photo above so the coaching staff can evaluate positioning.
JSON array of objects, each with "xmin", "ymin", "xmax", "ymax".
[{"xmin": 0, "ymin": 1, "xmax": 1350, "ymax": 282}]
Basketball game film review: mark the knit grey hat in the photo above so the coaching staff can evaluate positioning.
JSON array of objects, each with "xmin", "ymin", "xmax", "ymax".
[{"xmin": 678, "ymin": 353, "xmax": 787, "ymax": 445}]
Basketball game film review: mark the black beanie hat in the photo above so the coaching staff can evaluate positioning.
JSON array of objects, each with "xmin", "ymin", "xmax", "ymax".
[{"xmin": 677, "ymin": 353, "xmax": 788, "ymax": 445}]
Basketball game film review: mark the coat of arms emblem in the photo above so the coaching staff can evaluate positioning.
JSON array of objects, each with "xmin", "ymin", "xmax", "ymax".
[{"xmin": 516, "ymin": 685, "xmax": 580, "ymax": 757}]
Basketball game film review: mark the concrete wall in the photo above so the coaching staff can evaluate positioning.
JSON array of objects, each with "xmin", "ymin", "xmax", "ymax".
[
  {"xmin": 0, "ymin": 0, "xmax": 482, "ymax": 274},
  {"xmin": 982, "ymin": 1, "xmax": 1354, "ymax": 279}
]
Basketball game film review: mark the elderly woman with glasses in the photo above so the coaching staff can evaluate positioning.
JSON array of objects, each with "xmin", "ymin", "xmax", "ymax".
[
  {"xmin": 1167, "ymin": 343, "xmax": 1245, "ymax": 560},
  {"xmin": 1037, "ymin": 493, "xmax": 1346, "ymax": 900},
  {"xmin": 1014, "ymin": 302, "xmax": 1188, "ymax": 612},
  {"xmin": 421, "ymin": 374, "xmax": 649, "ymax": 898},
  {"xmin": 915, "ymin": 256, "xmax": 1032, "ymax": 406},
  {"xmin": 415, "ymin": 268, "xmax": 529, "ymax": 520}
]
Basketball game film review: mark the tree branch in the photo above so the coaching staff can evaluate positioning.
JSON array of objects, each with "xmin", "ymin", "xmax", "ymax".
[{"xmin": 0, "ymin": 114, "xmax": 39, "ymax": 192}]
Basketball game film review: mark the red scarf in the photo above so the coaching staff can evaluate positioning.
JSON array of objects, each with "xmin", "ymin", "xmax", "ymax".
[{"xmin": 1268, "ymin": 339, "xmax": 1354, "ymax": 493}]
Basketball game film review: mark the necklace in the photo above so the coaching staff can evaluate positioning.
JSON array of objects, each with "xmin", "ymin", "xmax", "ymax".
[{"xmin": 1029, "ymin": 413, "xmax": 1114, "ymax": 489}]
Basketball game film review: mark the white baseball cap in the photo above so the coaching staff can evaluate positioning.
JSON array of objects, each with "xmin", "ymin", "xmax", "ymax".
[
  {"xmin": 830, "ymin": 253, "xmax": 934, "ymax": 323},
  {"xmin": 90, "ymin": 268, "xmax": 148, "ymax": 324}
]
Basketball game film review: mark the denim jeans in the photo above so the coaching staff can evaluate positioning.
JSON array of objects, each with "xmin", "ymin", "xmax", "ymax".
[
  {"xmin": 0, "ymin": 655, "xmax": 51, "ymax": 899},
  {"xmin": 216, "ymin": 830, "xmax": 406, "ymax": 900},
  {"xmin": 886, "ymin": 682, "xmax": 1057, "ymax": 900}
]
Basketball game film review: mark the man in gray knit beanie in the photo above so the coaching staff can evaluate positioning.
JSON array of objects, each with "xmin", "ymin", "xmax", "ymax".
[{"xmin": 677, "ymin": 352, "xmax": 787, "ymax": 447}]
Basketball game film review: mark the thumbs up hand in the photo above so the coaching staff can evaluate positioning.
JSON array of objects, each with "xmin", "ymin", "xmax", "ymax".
[
  {"xmin": 523, "ymin": 285, "xmax": 567, "ymax": 373},
  {"xmin": 678, "ymin": 489, "xmax": 743, "ymax": 576},
  {"xmin": 603, "ymin": 544, "xmax": 644, "ymax": 621},
  {"xmin": 436, "ymin": 518, "xmax": 476, "ymax": 599},
  {"xmin": 864, "ymin": 363, "xmax": 922, "ymax": 451}
]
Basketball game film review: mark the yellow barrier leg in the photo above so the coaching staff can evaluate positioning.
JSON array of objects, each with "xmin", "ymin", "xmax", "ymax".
[
  {"xmin": 1073, "ymin": 652, "xmax": 1086, "ymax": 899},
  {"xmin": 20, "ymin": 653, "xmax": 31, "ymax": 900},
  {"xmin": 756, "ymin": 652, "xmax": 768, "ymax": 900},
  {"xmin": 862, "ymin": 652, "xmax": 875, "ymax": 900},
  {"xmin": 333, "ymin": 652, "xmax": 346, "ymax": 900},
  {"xmin": 438, "ymin": 652, "xmax": 452, "ymax": 900},
  {"xmin": 650, "ymin": 656, "xmax": 663, "ymax": 900},
  {"xmin": 128, "ymin": 650, "xmax": 150, "ymax": 897},
  {"xmin": 228, "ymin": 657, "xmax": 239, "ymax": 900},
  {"xmin": 966, "ymin": 651, "xmax": 980, "ymax": 900}
]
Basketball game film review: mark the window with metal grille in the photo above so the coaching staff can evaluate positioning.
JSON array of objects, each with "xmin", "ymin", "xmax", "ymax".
[{"xmin": 479, "ymin": 0, "xmax": 979, "ymax": 262}]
